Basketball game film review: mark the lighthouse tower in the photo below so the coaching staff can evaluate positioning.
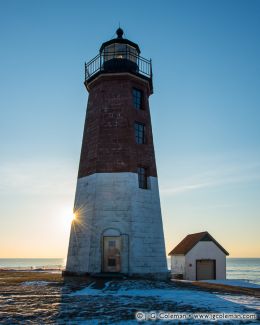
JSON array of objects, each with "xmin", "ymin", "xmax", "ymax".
[{"xmin": 65, "ymin": 28, "xmax": 168, "ymax": 279}]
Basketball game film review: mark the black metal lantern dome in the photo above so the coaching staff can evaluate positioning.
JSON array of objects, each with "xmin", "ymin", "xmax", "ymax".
[
  {"xmin": 99, "ymin": 28, "xmax": 140, "ymax": 74},
  {"xmin": 99, "ymin": 28, "xmax": 140, "ymax": 54}
]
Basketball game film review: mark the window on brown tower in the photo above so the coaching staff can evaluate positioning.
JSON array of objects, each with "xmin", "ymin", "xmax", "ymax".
[
  {"xmin": 108, "ymin": 240, "xmax": 116, "ymax": 248},
  {"xmin": 137, "ymin": 167, "xmax": 148, "ymax": 189},
  {"xmin": 132, "ymin": 88, "xmax": 143, "ymax": 109},
  {"xmin": 134, "ymin": 122, "xmax": 145, "ymax": 144},
  {"xmin": 108, "ymin": 258, "xmax": 116, "ymax": 267}
]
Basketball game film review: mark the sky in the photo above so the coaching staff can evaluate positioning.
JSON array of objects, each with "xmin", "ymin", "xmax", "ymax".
[{"xmin": 0, "ymin": 0, "xmax": 259, "ymax": 258}]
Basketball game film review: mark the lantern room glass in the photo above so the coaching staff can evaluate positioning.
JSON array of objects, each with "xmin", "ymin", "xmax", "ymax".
[{"xmin": 102, "ymin": 43, "xmax": 138, "ymax": 63}]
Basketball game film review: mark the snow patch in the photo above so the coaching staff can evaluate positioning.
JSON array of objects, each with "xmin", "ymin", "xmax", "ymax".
[
  {"xmin": 71, "ymin": 282, "xmax": 260, "ymax": 313},
  {"xmin": 70, "ymin": 282, "xmax": 101, "ymax": 296},
  {"xmin": 21, "ymin": 281, "xmax": 51, "ymax": 286},
  {"xmin": 219, "ymin": 294, "xmax": 260, "ymax": 311}
]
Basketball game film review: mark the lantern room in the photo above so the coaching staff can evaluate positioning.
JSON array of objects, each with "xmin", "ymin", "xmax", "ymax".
[
  {"xmin": 84, "ymin": 28, "xmax": 153, "ymax": 92},
  {"xmin": 99, "ymin": 28, "xmax": 140, "ymax": 72}
]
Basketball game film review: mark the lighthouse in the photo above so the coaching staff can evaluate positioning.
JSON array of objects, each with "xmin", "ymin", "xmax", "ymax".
[{"xmin": 65, "ymin": 28, "xmax": 168, "ymax": 279}]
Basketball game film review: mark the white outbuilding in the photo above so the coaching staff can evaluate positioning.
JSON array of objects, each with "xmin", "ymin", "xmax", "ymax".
[{"xmin": 168, "ymin": 231, "xmax": 229, "ymax": 281}]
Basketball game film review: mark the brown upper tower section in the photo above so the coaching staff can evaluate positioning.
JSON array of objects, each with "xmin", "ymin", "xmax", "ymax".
[{"xmin": 78, "ymin": 29, "xmax": 157, "ymax": 179}]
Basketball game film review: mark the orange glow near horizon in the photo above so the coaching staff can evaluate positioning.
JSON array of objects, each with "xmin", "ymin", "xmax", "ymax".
[{"xmin": 0, "ymin": 203, "xmax": 259, "ymax": 259}]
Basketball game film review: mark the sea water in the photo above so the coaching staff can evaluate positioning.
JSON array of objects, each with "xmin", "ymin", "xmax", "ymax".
[
  {"xmin": 226, "ymin": 258, "xmax": 260, "ymax": 285},
  {"xmin": 0, "ymin": 258, "xmax": 259, "ymax": 285},
  {"xmin": 0, "ymin": 258, "xmax": 65, "ymax": 270}
]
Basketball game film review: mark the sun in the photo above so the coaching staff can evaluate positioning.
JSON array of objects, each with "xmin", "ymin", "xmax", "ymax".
[
  {"xmin": 53, "ymin": 205, "xmax": 75, "ymax": 234},
  {"xmin": 70, "ymin": 212, "xmax": 76, "ymax": 222}
]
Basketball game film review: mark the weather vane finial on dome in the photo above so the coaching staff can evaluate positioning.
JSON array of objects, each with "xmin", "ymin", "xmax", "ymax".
[{"xmin": 116, "ymin": 27, "xmax": 124, "ymax": 39}]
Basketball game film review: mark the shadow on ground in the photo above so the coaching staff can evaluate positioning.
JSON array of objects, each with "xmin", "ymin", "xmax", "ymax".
[{"xmin": 0, "ymin": 271, "xmax": 259, "ymax": 324}]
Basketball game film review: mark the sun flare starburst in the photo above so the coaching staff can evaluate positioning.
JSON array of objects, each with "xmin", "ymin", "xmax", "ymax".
[{"xmin": 71, "ymin": 212, "xmax": 76, "ymax": 222}]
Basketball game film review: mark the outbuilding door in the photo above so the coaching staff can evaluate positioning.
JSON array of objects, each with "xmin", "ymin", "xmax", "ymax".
[
  {"xmin": 196, "ymin": 259, "xmax": 216, "ymax": 280},
  {"xmin": 103, "ymin": 236, "xmax": 121, "ymax": 272}
]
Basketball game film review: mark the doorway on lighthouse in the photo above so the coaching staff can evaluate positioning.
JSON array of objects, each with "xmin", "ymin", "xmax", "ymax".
[{"xmin": 103, "ymin": 236, "xmax": 121, "ymax": 272}]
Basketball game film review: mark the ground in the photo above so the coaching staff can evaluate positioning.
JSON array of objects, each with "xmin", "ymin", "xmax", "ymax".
[{"xmin": 0, "ymin": 271, "xmax": 259, "ymax": 324}]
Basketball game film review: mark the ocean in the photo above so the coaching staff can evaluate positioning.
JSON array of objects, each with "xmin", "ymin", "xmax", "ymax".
[
  {"xmin": 0, "ymin": 258, "xmax": 65, "ymax": 270},
  {"xmin": 226, "ymin": 258, "xmax": 260, "ymax": 285},
  {"xmin": 0, "ymin": 258, "xmax": 259, "ymax": 285}
]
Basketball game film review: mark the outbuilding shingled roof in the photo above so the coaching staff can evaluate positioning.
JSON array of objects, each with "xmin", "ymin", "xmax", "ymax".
[{"xmin": 168, "ymin": 231, "xmax": 229, "ymax": 256}]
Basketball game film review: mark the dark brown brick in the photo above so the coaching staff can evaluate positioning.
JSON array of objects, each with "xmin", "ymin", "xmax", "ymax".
[{"xmin": 78, "ymin": 73, "xmax": 157, "ymax": 178}]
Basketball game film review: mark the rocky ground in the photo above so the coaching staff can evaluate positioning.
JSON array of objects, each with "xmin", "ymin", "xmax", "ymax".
[{"xmin": 0, "ymin": 271, "xmax": 259, "ymax": 324}]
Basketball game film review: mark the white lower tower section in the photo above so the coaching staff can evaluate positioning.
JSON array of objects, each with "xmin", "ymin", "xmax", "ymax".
[{"xmin": 66, "ymin": 172, "xmax": 168, "ymax": 279}]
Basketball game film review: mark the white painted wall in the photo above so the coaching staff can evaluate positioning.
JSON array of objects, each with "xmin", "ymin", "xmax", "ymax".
[
  {"xmin": 170, "ymin": 255, "xmax": 185, "ymax": 278},
  {"xmin": 66, "ymin": 172, "xmax": 168, "ymax": 279},
  {"xmin": 185, "ymin": 241, "xmax": 226, "ymax": 281}
]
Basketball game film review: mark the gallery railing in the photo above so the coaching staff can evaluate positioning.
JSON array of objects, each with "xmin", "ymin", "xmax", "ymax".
[{"xmin": 85, "ymin": 51, "xmax": 152, "ymax": 82}]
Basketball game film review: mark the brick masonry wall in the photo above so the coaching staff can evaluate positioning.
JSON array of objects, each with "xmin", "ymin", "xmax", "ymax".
[{"xmin": 78, "ymin": 73, "xmax": 157, "ymax": 178}]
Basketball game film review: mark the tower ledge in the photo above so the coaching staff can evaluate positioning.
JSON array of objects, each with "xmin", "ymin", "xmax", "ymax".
[{"xmin": 85, "ymin": 72, "xmax": 153, "ymax": 95}]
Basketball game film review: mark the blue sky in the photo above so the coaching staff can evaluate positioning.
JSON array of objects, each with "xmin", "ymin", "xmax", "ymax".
[{"xmin": 0, "ymin": 0, "xmax": 259, "ymax": 257}]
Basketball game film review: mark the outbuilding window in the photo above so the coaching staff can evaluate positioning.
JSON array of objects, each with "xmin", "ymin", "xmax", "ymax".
[
  {"xmin": 132, "ymin": 88, "xmax": 143, "ymax": 109},
  {"xmin": 137, "ymin": 167, "xmax": 148, "ymax": 189},
  {"xmin": 134, "ymin": 122, "xmax": 145, "ymax": 144}
]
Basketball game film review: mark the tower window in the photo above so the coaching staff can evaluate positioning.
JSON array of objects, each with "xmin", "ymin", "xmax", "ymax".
[
  {"xmin": 132, "ymin": 88, "xmax": 143, "ymax": 109},
  {"xmin": 134, "ymin": 122, "xmax": 145, "ymax": 144},
  {"xmin": 108, "ymin": 240, "xmax": 116, "ymax": 248},
  {"xmin": 108, "ymin": 258, "xmax": 116, "ymax": 267},
  {"xmin": 137, "ymin": 167, "xmax": 148, "ymax": 189}
]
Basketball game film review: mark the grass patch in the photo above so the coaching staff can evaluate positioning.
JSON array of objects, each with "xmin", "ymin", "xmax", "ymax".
[{"xmin": 0, "ymin": 271, "xmax": 62, "ymax": 286}]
